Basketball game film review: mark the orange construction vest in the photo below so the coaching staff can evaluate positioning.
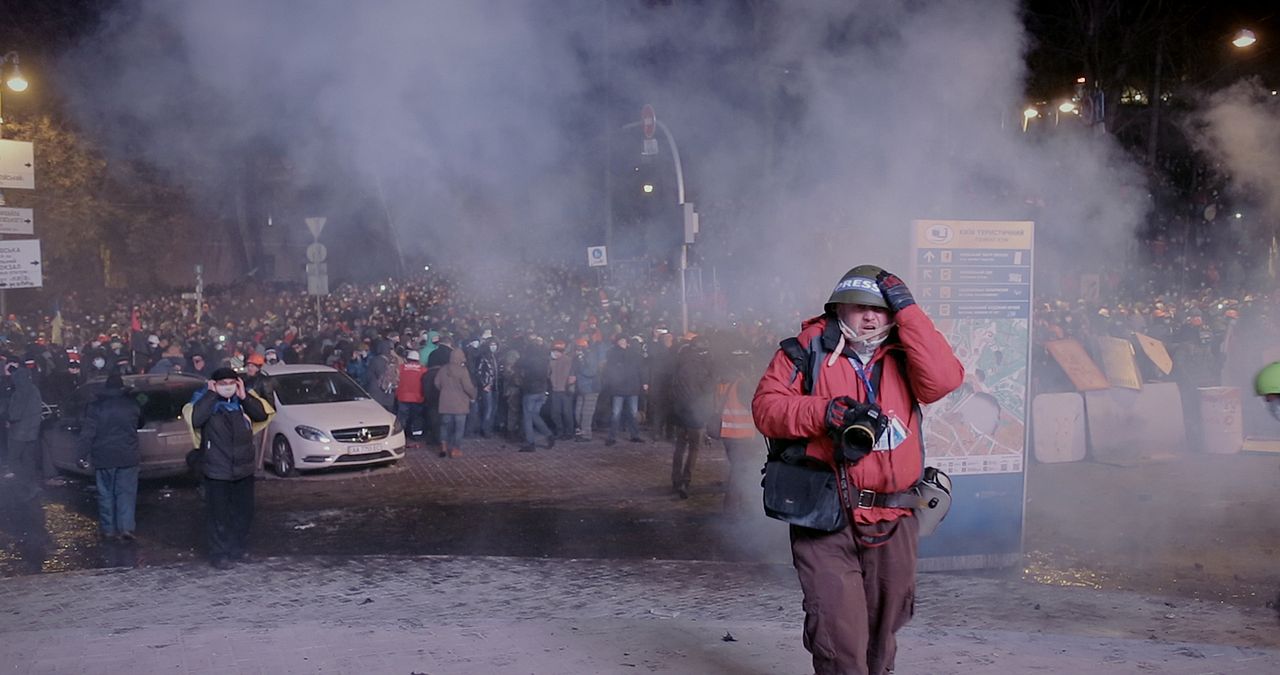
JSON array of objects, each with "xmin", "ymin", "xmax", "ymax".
[{"xmin": 719, "ymin": 380, "xmax": 757, "ymax": 439}]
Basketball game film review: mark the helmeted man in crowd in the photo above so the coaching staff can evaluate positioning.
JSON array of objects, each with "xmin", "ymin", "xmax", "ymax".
[
  {"xmin": 242, "ymin": 352, "xmax": 266, "ymax": 393},
  {"xmin": 753, "ymin": 265, "xmax": 963, "ymax": 675},
  {"xmin": 395, "ymin": 350, "xmax": 427, "ymax": 446}
]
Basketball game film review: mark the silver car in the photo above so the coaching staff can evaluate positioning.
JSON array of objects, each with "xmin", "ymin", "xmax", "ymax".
[{"xmin": 43, "ymin": 373, "xmax": 207, "ymax": 479}]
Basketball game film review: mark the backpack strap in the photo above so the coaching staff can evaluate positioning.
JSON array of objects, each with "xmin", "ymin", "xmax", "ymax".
[
  {"xmin": 778, "ymin": 337, "xmax": 808, "ymax": 392},
  {"xmin": 777, "ymin": 334, "xmax": 830, "ymax": 396}
]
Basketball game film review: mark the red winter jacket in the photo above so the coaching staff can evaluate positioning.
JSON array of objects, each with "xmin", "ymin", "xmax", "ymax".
[
  {"xmin": 752, "ymin": 305, "xmax": 964, "ymax": 525},
  {"xmin": 396, "ymin": 362, "xmax": 427, "ymax": 403}
]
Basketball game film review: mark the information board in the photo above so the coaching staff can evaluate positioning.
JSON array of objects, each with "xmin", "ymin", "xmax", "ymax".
[{"xmin": 911, "ymin": 219, "xmax": 1032, "ymax": 569}]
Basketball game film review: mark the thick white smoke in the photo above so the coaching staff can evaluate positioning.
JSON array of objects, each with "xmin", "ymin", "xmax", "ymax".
[
  {"xmin": 59, "ymin": 0, "xmax": 1148, "ymax": 299},
  {"xmin": 1194, "ymin": 79, "xmax": 1280, "ymax": 222}
]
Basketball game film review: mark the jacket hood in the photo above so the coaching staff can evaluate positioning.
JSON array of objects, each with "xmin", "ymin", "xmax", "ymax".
[
  {"xmin": 448, "ymin": 348, "xmax": 466, "ymax": 367},
  {"xmin": 10, "ymin": 368, "xmax": 33, "ymax": 388}
]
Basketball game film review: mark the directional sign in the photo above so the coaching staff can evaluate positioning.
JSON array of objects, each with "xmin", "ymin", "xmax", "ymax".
[
  {"xmin": 0, "ymin": 207, "xmax": 34, "ymax": 235},
  {"xmin": 0, "ymin": 239, "xmax": 43, "ymax": 289},
  {"xmin": 587, "ymin": 245, "xmax": 608, "ymax": 268},
  {"xmin": 0, "ymin": 140, "xmax": 35, "ymax": 189}
]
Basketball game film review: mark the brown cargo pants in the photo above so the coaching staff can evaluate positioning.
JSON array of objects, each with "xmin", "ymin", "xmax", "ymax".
[{"xmin": 790, "ymin": 515, "xmax": 919, "ymax": 675}]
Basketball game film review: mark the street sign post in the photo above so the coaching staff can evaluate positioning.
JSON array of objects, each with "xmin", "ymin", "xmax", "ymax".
[
  {"xmin": 0, "ymin": 207, "xmax": 33, "ymax": 235},
  {"xmin": 0, "ymin": 239, "xmax": 43, "ymax": 289},
  {"xmin": 0, "ymin": 140, "xmax": 35, "ymax": 190}
]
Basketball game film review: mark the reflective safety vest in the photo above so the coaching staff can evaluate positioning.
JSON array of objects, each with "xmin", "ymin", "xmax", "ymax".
[{"xmin": 719, "ymin": 380, "xmax": 757, "ymax": 439}]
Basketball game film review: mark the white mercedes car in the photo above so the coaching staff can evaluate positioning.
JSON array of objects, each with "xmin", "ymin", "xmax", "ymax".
[{"xmin": 258, "ymin": 364, "xmax": 405, "ymax": 477}]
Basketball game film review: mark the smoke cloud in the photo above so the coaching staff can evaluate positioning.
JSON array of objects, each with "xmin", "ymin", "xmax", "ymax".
[
  {"xmin": 58, "ymin": 0, "xmax": 1148, "ymax": 297},
  {"xmin": 1193, "ymin": 79, "xmax": 1280, "ymax": 222}
]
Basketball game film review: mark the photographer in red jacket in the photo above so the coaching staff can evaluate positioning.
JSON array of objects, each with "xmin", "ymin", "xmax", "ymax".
[{"xmin": 753, "ymin": 265, "xmax": 963, "ymax": 675}]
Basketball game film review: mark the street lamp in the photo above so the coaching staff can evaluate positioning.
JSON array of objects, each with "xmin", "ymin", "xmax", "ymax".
[
  {"xmin": 0, "ymin": 51, "xmax": 28, "ymax": 138},
  {"xmin": 2, "ymin": 52, "xmax": 25, "ymax": 92},
  {"xmin": 1232, "ymin": 29, "xmax": 1257, "ymax": 49},
  {"xmin": 1021, "ymin": 106, "xmax": 1038, "ymax": 132}
]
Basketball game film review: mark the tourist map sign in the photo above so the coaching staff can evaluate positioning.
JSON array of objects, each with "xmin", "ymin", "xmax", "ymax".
[
  {"xmin": 912, "ymin": 220, "xmax": 1033, "ymax": 476},
  {"xmin": 911, "ymin": 220, "xmax": 1033, "ymax": 569}
]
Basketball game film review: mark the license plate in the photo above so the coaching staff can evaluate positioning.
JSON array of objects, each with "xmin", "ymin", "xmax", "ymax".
[{"xmin": 348, "ymin": 444, "xmax": 381, "ymax": 455}]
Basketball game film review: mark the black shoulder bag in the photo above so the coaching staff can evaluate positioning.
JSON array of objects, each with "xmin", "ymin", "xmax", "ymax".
[{"xmin": 761, "ymin": 336, "xmax": 848, "ymax": 532}]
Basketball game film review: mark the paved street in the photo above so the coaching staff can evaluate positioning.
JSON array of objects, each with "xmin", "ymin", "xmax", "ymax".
[
  {"xmin": 2, "ymin": 436, "xmax": 1280, "ymax": 673},
  {"xmin": 2, "ymin": 555, "xmax": 1278, "ymax": 674}
]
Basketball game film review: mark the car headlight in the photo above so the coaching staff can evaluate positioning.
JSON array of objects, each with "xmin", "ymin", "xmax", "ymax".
[
  {"xmin": 295, "ymin": 425, "xmax": 332, "ymax": 443},
  {"xmin": 391, "ymin": 417, "xmax": 403, "ymax": 435}
]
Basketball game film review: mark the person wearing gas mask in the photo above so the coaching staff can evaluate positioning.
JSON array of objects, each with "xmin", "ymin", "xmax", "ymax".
[
  {"xmin": 190, "ymin": 368, "xmax": 269, "ymax": 570},
  {"xmin": 752, "ymin": 265, "xmax": 963, "ymax": 675}
]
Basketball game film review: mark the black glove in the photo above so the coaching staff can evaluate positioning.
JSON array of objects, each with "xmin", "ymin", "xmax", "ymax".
[
  {"xmin": 875, "ymin": 269, "xmax": 916, "ymax": 312},
  {"xmin": 824, "ymin": 396, "xmax": 857, "ymax": 432}
]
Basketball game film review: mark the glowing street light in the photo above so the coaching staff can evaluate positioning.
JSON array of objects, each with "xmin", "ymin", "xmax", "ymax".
[
  {"xmin": 1232, "ymin": 29, "xmax": 1257, "ymax": 49},
  {"xmin": 642, "ymin": 183, "xmax": 655, "ymax": 194},
  {"xmin": 0, "ymin": 51, "xmax": 29, "ymax": 139},
  {"xmin": 1021, "ymin": 106, "xmax": 1039, "ymax": 132},
  {"xmin": 1, "ymin": 52, "xmax": 24, "ymax": 92}
]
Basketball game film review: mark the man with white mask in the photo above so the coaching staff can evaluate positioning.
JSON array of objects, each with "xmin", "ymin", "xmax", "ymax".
[
  {"xmin": 191, "ymin": 367, "xmax": 269, "ymax": 570},
  {"xmin": 753, "ymin": 264, "xmax": 963, "ymax": 675}
]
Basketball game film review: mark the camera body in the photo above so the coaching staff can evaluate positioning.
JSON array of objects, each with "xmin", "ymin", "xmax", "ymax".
[{"xmin": 834, "ymin": 401, "xmax": 889, "ymax": 464}]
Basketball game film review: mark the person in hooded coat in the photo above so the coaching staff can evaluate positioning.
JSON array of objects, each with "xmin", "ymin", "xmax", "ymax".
[
  {"xmin": 7, "ymin": 366, "xmax": 44, "ymax": 498},
  {"xmin": 668, "ymin": 337, "xmax": 715, "ymax": 499},
  {"xmin": 433, "ymin": 348, "xmax": 477, "ymax": 458},
  {"xmin": 77, "ymin": 372, "xmax": 144, "ymax": 540}
]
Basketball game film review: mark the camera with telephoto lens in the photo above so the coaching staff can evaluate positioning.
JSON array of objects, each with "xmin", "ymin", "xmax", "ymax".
[{"xmin": 833, "ymin": 401, "xmax": 889, "ymax": 464}]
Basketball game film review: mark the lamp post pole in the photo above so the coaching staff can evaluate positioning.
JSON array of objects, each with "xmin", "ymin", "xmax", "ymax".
[{"xmin": 621, "ymin": 118, "xmax": 689, "ymax": 333}]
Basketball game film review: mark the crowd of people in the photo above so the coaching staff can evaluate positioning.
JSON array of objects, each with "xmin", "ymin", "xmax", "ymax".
[{"xmin": 0, "ymin": 261, "xmax": 776, "ymax": 518}]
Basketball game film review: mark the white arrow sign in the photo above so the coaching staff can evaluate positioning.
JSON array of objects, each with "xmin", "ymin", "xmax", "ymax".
[
  {"xmin": 0, "ymin": 239, "xmax": 42, "ymax": 289},
  {"xmin": 0, "ymin": 140, "xmax": 35, "ymax": 190},
  {"xmin": 0, "ymin": 207, "xmax": 34, "ymax": 235}
]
